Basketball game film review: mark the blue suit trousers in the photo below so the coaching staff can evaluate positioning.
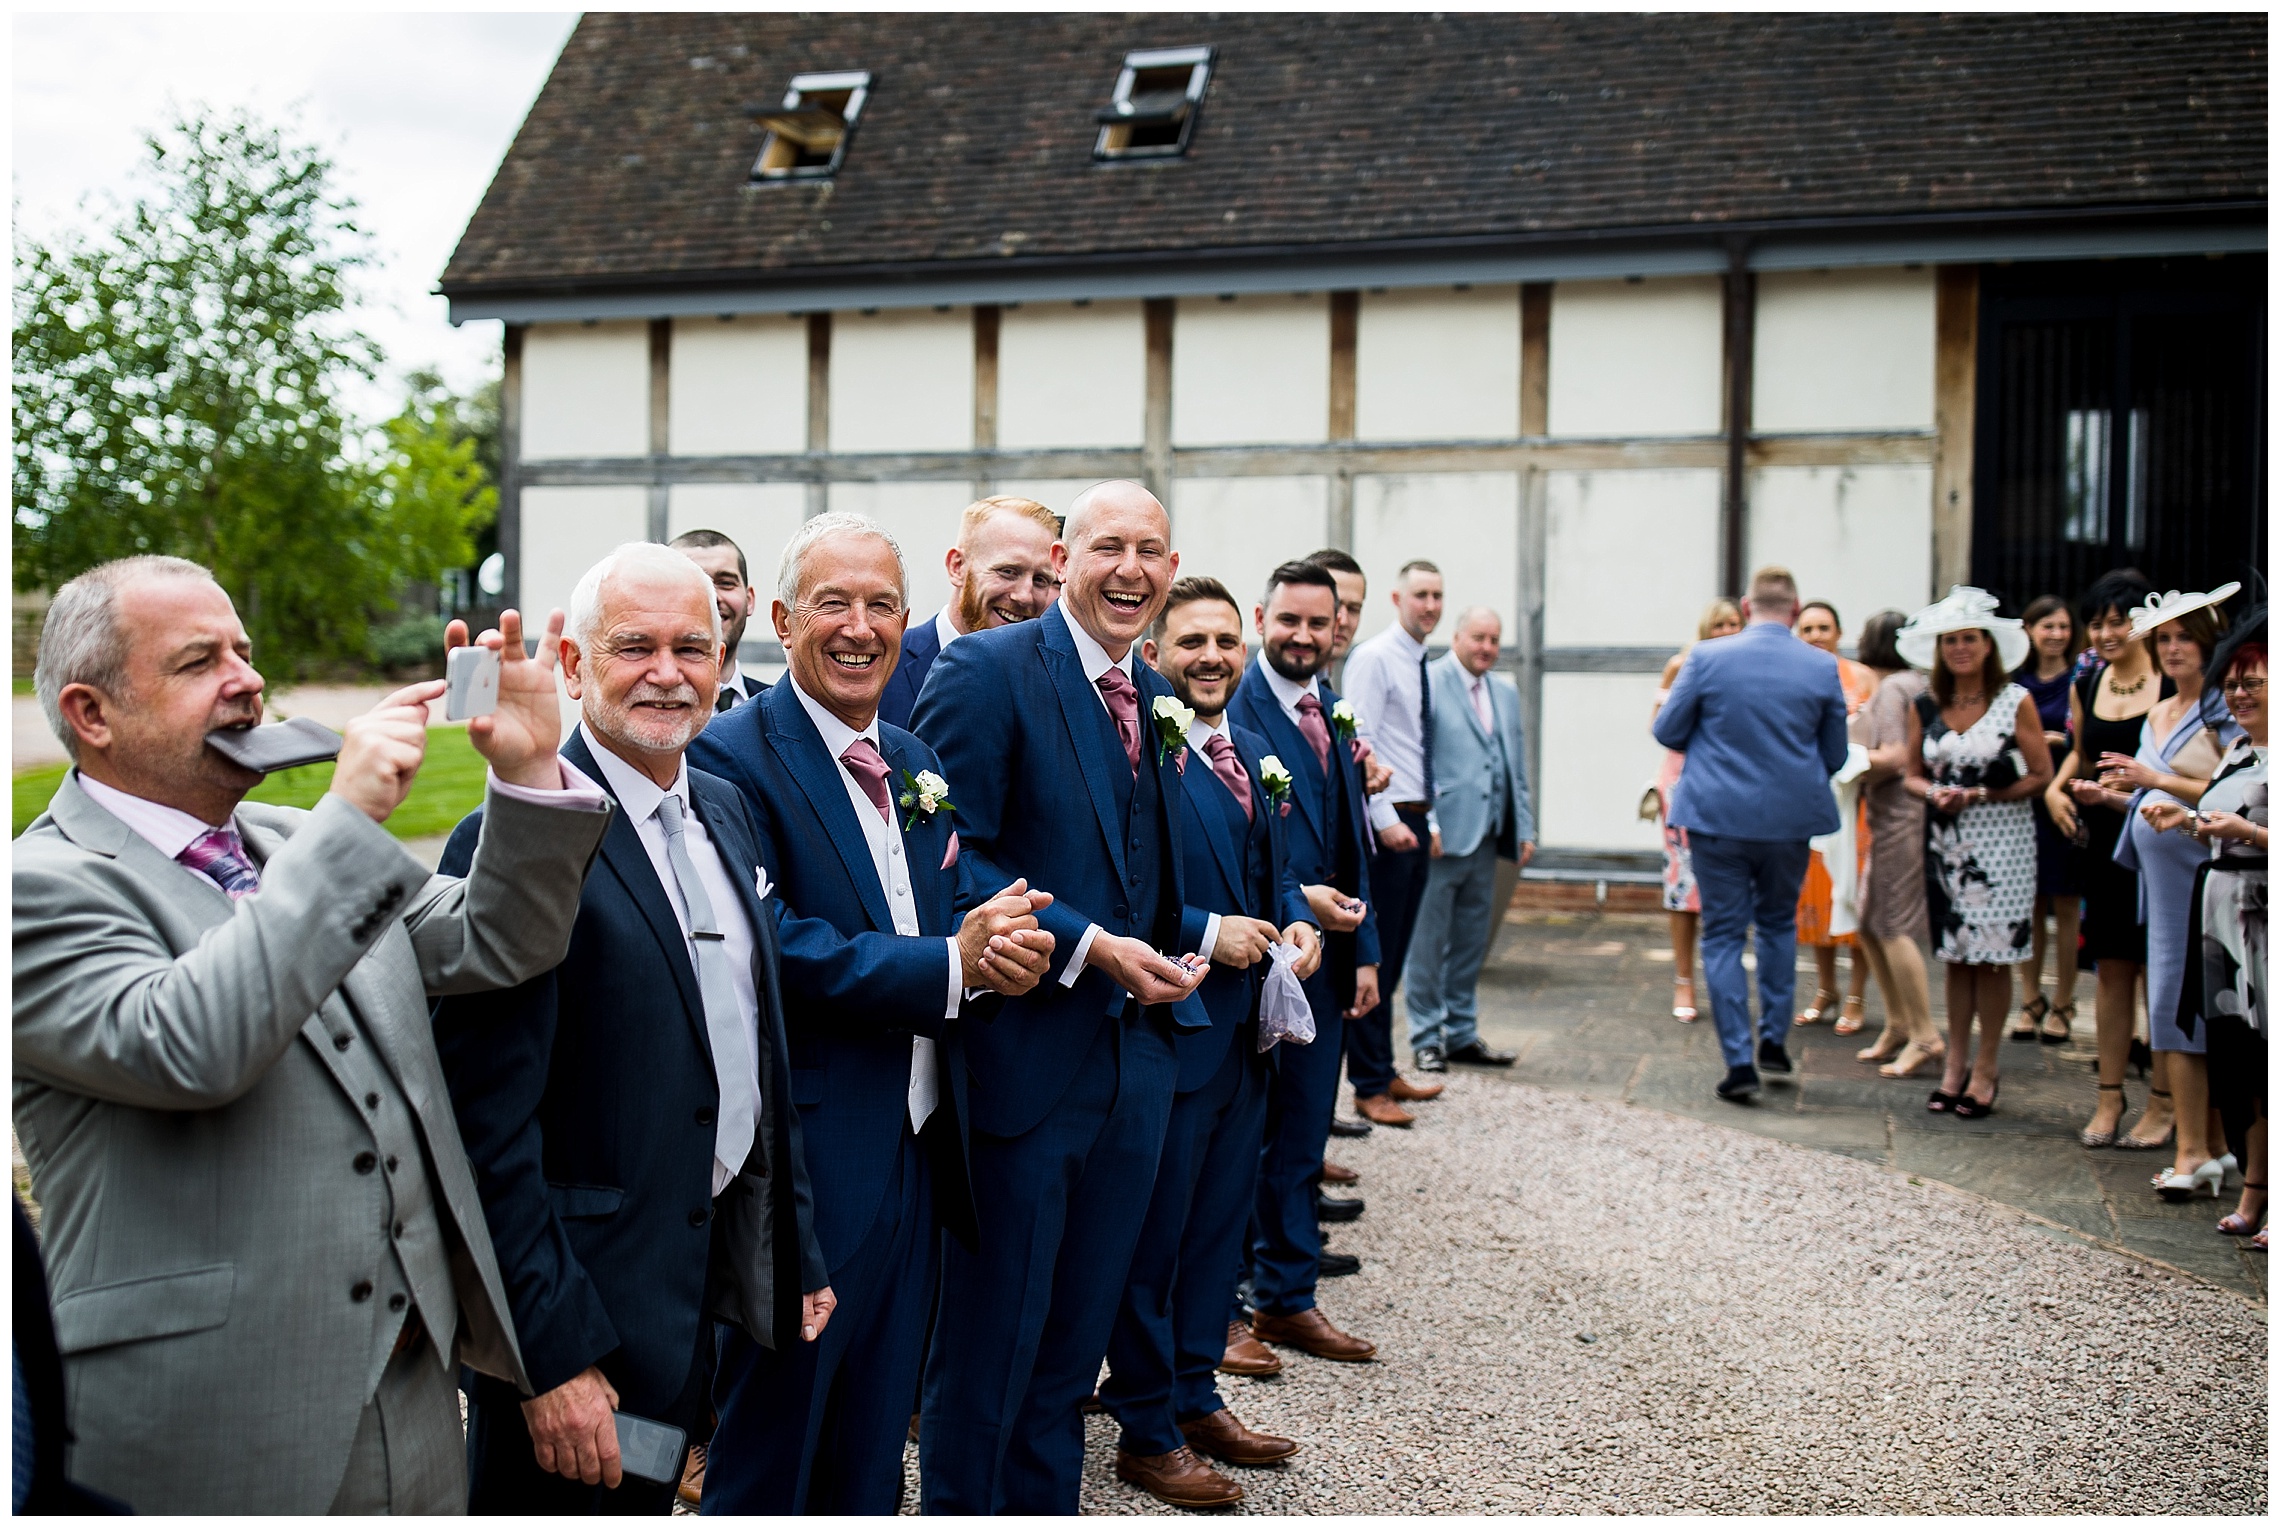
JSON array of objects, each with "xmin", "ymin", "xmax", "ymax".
[
  {"xmin": 703, "ymin": 1127, "xmax": 935, "ymax": 1515},
  {"xmin": 1249, "ymin": 984, "xmax": 1344, "ymax": 1317},
  {"xmin": 919, "ymin": 1011, "xmax": 1177, "ymax": 1514},
  {"xmin": 1689, "ymin": 832, "xmax": 1812, "ymax": 1069},
  {"xmin": 1099, "ymin": 1031, "xmax": 1269, "ymax": 1454}
]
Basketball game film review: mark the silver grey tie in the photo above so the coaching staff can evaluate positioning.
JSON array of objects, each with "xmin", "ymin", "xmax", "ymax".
[{"xmin": 656, "ymin": 793, "xmax": 757, "ymax": 1185}]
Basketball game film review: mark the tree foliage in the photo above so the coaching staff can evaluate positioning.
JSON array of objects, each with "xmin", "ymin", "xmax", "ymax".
[{"xmin": 12, "ymin": 109, "xmax": 493, "ymax": 676}]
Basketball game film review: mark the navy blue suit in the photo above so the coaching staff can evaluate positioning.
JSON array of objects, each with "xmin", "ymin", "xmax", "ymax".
[
  {"xmin": 878, "ymin": 612, "xmax": 947, "ymax": 732},
  {"xmin": 908, "ymin": 600, "xmax": 1195, "ymax": 1513},
  {"xmin": 434, "ymin": 729, "xmax": 826, "ymax": 1513},
  {"xmin": 687, "ymin": 683, "xmax": 982, "ymax": 1513},
  {"xmin": 1226, "ymin": 660, "xmax": 1380, "ymax": 1317},
  {"xmin": 1102, "ymin": 720, "xmax": 1310, "ymax": 1454}
]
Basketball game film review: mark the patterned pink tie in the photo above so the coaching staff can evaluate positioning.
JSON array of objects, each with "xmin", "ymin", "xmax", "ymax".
[
  {"xmin": 840, "ymin": 738, "xmax": 894, "ymax": 823},
  {"xmin": 177, "ymin": 825, "xmax": 261, "ymax": 899},
  {"xmin": 1096, "ymin": 665, "xmax": 1142, "ymax": 773},
  {"xmin": 1204, "ymin": 732, "xmax": 1255, "ymax": 824},
  {"xmin": 1294, "ymin": 693, "xmax": 1333, "ymax": 774}
]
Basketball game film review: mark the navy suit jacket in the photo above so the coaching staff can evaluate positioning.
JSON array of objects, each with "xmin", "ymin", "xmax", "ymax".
[
  {"xmin": 432, "ymin": 729, "xmax": 826, "ymax": 1411},
  {"xmin": 1226, "ymin": 660, "xmax": 1381, "ymax": 994},
  {"xmin": 1169, "ymin": 722, "xmax": 1314, "ymax": 1093},
  {"xmin": 877, "ymin": 613, "xmax": 945, "ymax": 732},
  {"xmin": 908, "ymin": 600, "xmax": 1195, "ymax": 1138},
  {"xmin": 687, "ymin": 682, "xmax": 980, "ymax": 1270},
  {"xmin": 1652, "ymin": 621, "xmax": 1850, "ymax": 841}
]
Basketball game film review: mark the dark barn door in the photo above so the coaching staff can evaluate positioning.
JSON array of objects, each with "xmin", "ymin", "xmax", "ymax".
[{"xmin": 1972, "ymin": 255, "xmax": 2265, "ymax": 615}]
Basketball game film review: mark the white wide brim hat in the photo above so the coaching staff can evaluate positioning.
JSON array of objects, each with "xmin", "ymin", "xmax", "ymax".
[
  {"xmin": 1896, "ymin": 585, "xmax": 2030, "ymax": 673},
  {"xmin": 2130, "ymin": 582, "xmax": 2242, "ymax": 639}
]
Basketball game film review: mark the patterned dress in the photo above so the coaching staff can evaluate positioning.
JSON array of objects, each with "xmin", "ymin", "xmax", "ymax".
[{"xmin": 1922, "ymin": 682, "xmax": 2036, "ymax": 965}]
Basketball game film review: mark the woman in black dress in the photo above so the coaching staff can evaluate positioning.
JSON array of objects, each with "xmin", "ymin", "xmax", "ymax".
[
  {"xmin": 2045, "ymin": 570, "xmax": 2171, "ymax": 1149},
  {"xmin": 2012, "ymin": 595, "xmax": 2082, "ymax": 1043}
]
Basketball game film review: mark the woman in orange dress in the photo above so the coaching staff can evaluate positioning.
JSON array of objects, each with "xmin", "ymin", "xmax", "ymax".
[{"xmin": 1793, "ymin": 600, "xmax": 1880, "ymax": 1034}]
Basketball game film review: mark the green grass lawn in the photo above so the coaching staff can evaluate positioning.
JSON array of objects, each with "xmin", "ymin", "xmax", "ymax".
[{"xmin": 13, "ymin": 726, "xmax": 491, "ymax": 840}]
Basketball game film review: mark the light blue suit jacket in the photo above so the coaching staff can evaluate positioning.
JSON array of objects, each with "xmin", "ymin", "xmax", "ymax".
[
  {"xmin": 1652, "ymin": 620, "xmax": 1850, "ymax": 841},
  {"xmin": 1428, "ymin": 656, "xmax": 1535, "ymax": 859}
]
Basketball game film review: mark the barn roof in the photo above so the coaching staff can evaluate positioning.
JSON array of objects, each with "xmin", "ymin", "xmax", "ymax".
[{"xmin": 441, "ymin": 11, "xmax": 2266, "ymax": 310}]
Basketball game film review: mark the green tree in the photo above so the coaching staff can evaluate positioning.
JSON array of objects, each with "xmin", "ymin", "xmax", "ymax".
[{"xmin": 12, "ymin": 109, "xmax": 491, "ymax": 677}]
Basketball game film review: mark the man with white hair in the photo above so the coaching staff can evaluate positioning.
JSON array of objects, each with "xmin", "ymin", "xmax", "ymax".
[
  {"xmin": 432, "ymin": 542, "xmax": 832, "ymax": 1511},
  {"xmin": 878, "ymin": 494, "xmax": 1060, "ymax": 729},
  {"xmin": 13, "ymin": 554, "xmax": 611, "ymax": 1513}
]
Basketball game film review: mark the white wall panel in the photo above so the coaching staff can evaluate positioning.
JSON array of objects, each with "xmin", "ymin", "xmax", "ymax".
[
  {"xmin": 666, "ymin": 484, "xmax": 808, "ymax": 603},
  {"xmin": 1752, "ymin": 268, "xmax": 1936, "ymax": 433},
  {"xmin": 1539, "ymin": 672, "xmax": 1667, "ymax": 851},
  {"xmin": 829, "ymin": 309, "xmax": 973, "ymax": 453},
  {"xmin": 827, "ymin": 482, "xmax": 973, "ymax": 589},
  {"xmin": 522, "ymin": 322, "xmax": 649, "ymax": 460},
  {"xmin": 1356, "ymin": 287, "xmax": 1521, "ymax": 442},
  {"xmin": 519, "ymin": 487, "xmax": 649, "ymax": 632},
  {"xmin": 669, "ymin": 315, "xmax": 808, "ymax": 455},
  {"xmin": 1171, "ymin": 477, "xmax": 1329, "ymax": 618},
  {"xmin": 1543, "ymin": 469, "xmax": 1724, "ymax": 648},
  {"xmin": 1350, "ymin": 472, "xmax": 1520, "ymax": 645},
  {"xmin": 1747, "ymin": 465, "xmax": 1936, "ymax": 631},
  {"xmin": 1546, "ymin": 277, "xmax": 1723, "ymax": 438},
  {"xmin": 1172, "ymin": 295, "xmax": 1329, "ymax": 446},
  {"xmin": 998, "ymin": 302, "xmax": 1146, "ymax": 449}
]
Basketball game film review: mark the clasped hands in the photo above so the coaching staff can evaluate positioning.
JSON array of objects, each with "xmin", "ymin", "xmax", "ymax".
[
  {"xmin": 957, "ymin": 879, "xmax": 1057, "ymax": 995},
  {"xmin": 2141, "ymin": 800, "xmax": 2257, "ymax": 844}
]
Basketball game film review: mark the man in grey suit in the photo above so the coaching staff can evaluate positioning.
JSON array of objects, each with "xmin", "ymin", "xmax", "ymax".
[
  {"xmin": 13, "ymin": 554, "xmax": 612, "ymax": 1513},
  {"xmin": 1406, "ymin": 608, "xmax": 1536, "ymax": 1072}
]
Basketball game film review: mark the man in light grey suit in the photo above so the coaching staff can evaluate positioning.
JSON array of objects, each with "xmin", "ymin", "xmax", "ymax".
[
  {"xmin": 12, "ymin": 555, "xmax": 613, "ymax": 1514},
  {"xmin": 1406, "ymin": 607, "xmax": 1536, "ymax": 1072}
]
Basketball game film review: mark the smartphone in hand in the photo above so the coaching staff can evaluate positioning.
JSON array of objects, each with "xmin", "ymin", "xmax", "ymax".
[
  {"xmin": 446, "ymin": 645, "xmax": 501, "ymax": 720},
  {"xmin": 612, "ymin": 1412, "xmax": 688, "ymax": 1486}
]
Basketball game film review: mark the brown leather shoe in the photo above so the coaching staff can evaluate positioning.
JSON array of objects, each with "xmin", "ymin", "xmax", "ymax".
[
  {"xmin": 1321, "ymin": 1159, "xmax": 1359, "ymax": 1185},
  {"xmin": 677, "ymin": 1442, "xmax": 707, "ymax": 1507},
  {"xmin": 1388, "ymin": 1073, "xmax": 1444, "ymax": 1102},
  {"xmin": 1182, "ymin": 1408, "xmax": 1299, "ymax": 1466},
  {"xmin": 1114, "ymin": 1445, "xmax": 1244, "ymax": 1508},
  {"xmin": 1353, "ymin": 1093, "xmax": 1414, "ymax": 1127},
  {"xmin": 1217, "ymin": 1320, "xmax": 1283, "ymax": 1375},
  {"xmin": 1251, "ymin": 1307, "xmax": 1377, "ymax": 1362}
]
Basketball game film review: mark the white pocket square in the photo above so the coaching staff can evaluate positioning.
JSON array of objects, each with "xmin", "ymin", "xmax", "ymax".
[{"xmin": 754, "ymin": 866, "xmax": 774, "ymax": 901}]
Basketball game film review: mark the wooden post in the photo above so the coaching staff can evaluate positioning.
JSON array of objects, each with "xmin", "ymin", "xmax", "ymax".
[
  {"xmin": 499, "ymin": 324, "xmax": 524, "ymax": 613},
  {"xmin": 1328, "ymin": 291, "xmax": 1358, "ymax": 548},
  {"xmin": 1519, "ymin": 282, "xmax": 1551, "ymax": 437},
  {"xmin": 972, "ymin": 305, "xmax": 1000, "ymax": 499},
  {"xmin": 1143, "ymin": 298, "xmax": 1174, "ymax": 507},
  {"xmin": 805, "ymin": 313, "xmax": 832, "ymax": 519},
  {"xmin": 1719, "ymin": 248, "xmax": 1756, "ymax": 597},
  {"xmin": 1932, "ymin": 266, "xmax": 1980, "ymax": 598},
  {"xmin": 647, "ymin": 318, "xmax": 672, "ymax": 541}
]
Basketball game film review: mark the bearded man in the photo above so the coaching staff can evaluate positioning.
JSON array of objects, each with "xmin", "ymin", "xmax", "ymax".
[{"xmin": 878, "ymin": 495, "xmax": 1060, "ymax": 729}]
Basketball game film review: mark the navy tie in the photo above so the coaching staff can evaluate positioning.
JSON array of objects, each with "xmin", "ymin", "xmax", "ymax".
[{"xmin": 1418, "ymin": 650, "xmax": 1436, "ymax": 810}]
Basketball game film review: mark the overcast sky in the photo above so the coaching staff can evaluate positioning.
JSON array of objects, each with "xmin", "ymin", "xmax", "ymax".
[{"xmin": 13, "ymin": 10, "xmax": 579, "ymax": 422}]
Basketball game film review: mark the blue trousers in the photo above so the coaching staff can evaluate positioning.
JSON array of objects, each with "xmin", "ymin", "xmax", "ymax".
[
  {"xmin": 1249, "ymin": 978, "xmax": 1344, "ymax": 1316},
  {"xmin": 703, "ymin": 1126, "xmax": 935, "ymax": 1515},
  {"xmin": 918, "ymin": 1011, "xmax": 1177, "ymax": 1514},
  {"xmin": 1348, "ymin": 804, "xmax": 1431, "ymax": 1096},
  {"xmin": 1404, "ymin": 837, "xmax": 1502, "ymax": 1052},
  {"xmin": 1100, "ymin": 1030, "xmax": 1269, "ymax": 1455},
  {"xmin": 1688, "ymin": 832, "xmax": 1812, "ymax": 1070}
]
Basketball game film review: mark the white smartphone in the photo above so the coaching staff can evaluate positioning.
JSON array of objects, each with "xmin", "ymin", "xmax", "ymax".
[
  {"xmin": 445, "ymin": 644, "xmax": 501, "ymax": 720},
  {"xmin": 612, "ymin": 1411, "xmax": 688, "ymax": 1485}
]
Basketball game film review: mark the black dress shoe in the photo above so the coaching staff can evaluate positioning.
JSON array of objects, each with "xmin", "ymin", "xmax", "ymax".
[
  {"xmin": 1756, "ymin": 1039, "xmax": 1793, "ymax": 1076},
  {"xmin": 1318, "ymin": 1250, "xmax": 1362, "ymax": 1277},
  {"xmin": 1445, "ymin": 1040, "xmax": 1516, "ymax": 1066},
  {"xmin": 1716, "ymin": 1064, "xmax": 1761, "ymax": 1103},
  {"xmin": 1327, "ymin": 1115, "xmax": 1373, "ymax": 1138},
  {"xmin": 1414, "ymin": 1043, "xmax": 1447, "ymax": 1073},
  {"xmin": 1315, "ymin": 1191, "xmax": 1364, "ymax": 1223}
]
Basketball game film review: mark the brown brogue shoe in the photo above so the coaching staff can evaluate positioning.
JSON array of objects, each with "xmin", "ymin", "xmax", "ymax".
[
  {"xmin": 1353, "ymin": 1093, "xmax": 1414, "ymax": 1127},
  {"xmin": 1114, "ymin": 1445, "xmax": 1244, "ymax": 1509},
  {"xmin": 677, "ymin": 1442, "xmax": 707, "ymax": 1506},
  {"xmin": 1217, "ymin": 1320, "xmax": 1283, "ymax": 1376},
  {"xmin": 1251, "ymin": 1307, "xmax": 1377, "ymax": 1362},
  {"xmin": 1388, "ymin": 1073, "xmax": 1444, "ymax": 1102},
  {"xmin": 1320, "ymin": 1159, "xmax": 1359, "ymax": 1185},
  {"xmin": 1182, "ymin": 1408, "xmax": 1299, "ymax": 1466}
]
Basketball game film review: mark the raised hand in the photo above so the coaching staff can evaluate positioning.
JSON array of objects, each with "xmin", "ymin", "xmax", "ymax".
[
  {"xmin": 449, "ymin": 608, "xmax": 569, "ymax": 790},
  {"xmin": 328, "ymin": 679, "xmax": 441, "ymax": 823}
]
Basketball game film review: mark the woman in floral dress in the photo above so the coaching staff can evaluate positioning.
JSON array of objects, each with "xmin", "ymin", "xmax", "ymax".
[{"xmin": 1652, "ymin": 598, "xmax": 1742, "ymax": 1022}]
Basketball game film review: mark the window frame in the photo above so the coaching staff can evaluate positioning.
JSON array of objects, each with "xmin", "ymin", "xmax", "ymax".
[
  {"xmin": 749, "ymin": 70, "xmax": 874, "ymax": 183},
  {"xmin": 1092, "ymin": 46, "xmax": 1214, "ymax": 163}
]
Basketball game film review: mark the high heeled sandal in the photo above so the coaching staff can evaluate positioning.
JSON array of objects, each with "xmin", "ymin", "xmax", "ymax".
[
  {"xmin": 1857, "ymin": 1031, "xmax": 1909, "ymax": 1064},
  {"xmin": 2079, "ymin": 1083, "xmax": 2128, "ymax": 1148},
  {"xmin": 1796, "ymin": 989, "xmax": 1838, "ymax": 1025},
  {"xmin": 1926, "ymin": 1082, "xmax": 1963, "ymax": 1113},
  {"xmin": 2040, "ymin": 1001, "xmax": 2075, "ymax": 1044},
  {"xmin": 1880, "ymin": 1039, "xmax": 1944, "ymax": 1079},
  {"xmin": 2217, "ymin": 1183, "xmax": 2267, "ymax": 1236},
  {"xmin": 1952, "ymin": 1079, "xmax": 2001, "ymax": 1119},
  {"xmin": 2153, "ymin": 1158, "xmax": 2224, "ymax": 1202},
  {"xmin": 1832, "ymin": 996, "xmax": 1867, "ymax": 1037},
  {"xmin": 2010, "ymin": 994, "xmax": 2049, "ymax": 1042},
  {"xmin": 2115, "ymin": 1089, "xmax": 2175, "ymax": 1150},
  {"xmin": 1672, "ymin": 977, "xmax": 1698, "ymax": 1024}
]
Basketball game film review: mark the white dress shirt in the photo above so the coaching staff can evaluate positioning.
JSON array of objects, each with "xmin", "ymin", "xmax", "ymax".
[
  {"xmin": 716, "ymin": 663, "xmax": 761, "ymax": 709},
  {"xmin": 933, "ymin": 607, "xmax": 963, "ymax": 654},
  {"xmin": 1258, "ymin": 661, "xmax": 1323, "ymax": 728},
  {"xmin": 784, "ymin": 679, "xmax": 955, "ymax": 1131},
  {"xmin": 581, "ymin": 727, "xmax": 764, "ymax": 1195},
  {"xmin": 1341, "ymin": 623, "xmax": 1437, "ymax": 833},
  {"xmin": 1058, "ymin": 614, "xmax": 1140, "ymax": 985}
]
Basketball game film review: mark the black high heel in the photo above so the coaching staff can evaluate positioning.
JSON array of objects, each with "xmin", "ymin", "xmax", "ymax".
[
  {"xmin": 2129, "ymin": 1037, "xmax": 2152, "ymax": 1078},
  {"xmin": 1926, "ymin": 1086, "xmax": 1962, "ymax": 1113},
  {"xmin": 1952, "ymin": 1079, "xmax": 2001, "ymax": 1119}
]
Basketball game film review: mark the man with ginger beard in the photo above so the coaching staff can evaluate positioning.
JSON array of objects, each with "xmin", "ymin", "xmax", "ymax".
[
  {"xmin": 434, "ymin": 543, "xmax": 831, "ymax": 1511},
  {"xmin": 909, "ymin": 481, "xmax": 1209, "ymax": 1513},
  {"xmin": 878, "ymin": 495, "xmax": 1060, "ymax": 730}
]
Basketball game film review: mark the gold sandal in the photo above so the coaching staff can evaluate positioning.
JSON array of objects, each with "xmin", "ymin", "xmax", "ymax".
[
  {"xmin": 1832, "ymin": 996, "xmax": 1867, "ymax": 1036},
  {"xmin": 1797, "ymin": 989, "xmax": 1839, "ymax": 1025}
]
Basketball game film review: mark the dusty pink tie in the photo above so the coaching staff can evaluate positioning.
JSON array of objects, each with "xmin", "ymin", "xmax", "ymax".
[
  {"xmin": 1294, "ymin": 693, "xmax": 1332, "ymax": 774},
  {"xmin": 1096, "ymin": 665, "xmax": 1142, "ymax": 773},
  {"xmin": 1204, "ymin": 732, "xmax": 1254, "ymax": 824},
  {"xmin": 840, "ymin": 738, "xmax": 893, "ymax": 822}
]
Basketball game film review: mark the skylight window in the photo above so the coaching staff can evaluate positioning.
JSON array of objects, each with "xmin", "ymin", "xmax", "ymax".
[
  {"xmin": 750, "ymin": 71, "xmax": 872, "ymax": 181},
  {"xmin": 1093, "ymin": 46, "xmax": 1213, "ymax": 161}
]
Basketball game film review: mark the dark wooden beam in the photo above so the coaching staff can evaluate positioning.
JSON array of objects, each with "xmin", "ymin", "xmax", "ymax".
[
  {"xmin": 1143, "ymin": 298, "xmax": 1174, "ymax": 504},
  {"xmin": 499, "ymin": 324, "xmax": 524, "ymax": 612},
  {"xmin": 1932, "ymin": 265, "xmax": 1980, "ymax": 597},
  {"xmin": 1519, "ymin": 282, "xmax": 1551, "ymax": 437},
  {"xmin": 1718, "ymin": 248, "xmax": 1756, "ymax": 597},
  {"xmin": 647, "ymin": 318, "xmax": 672, "ymax": 540},
  {"xmin": 805, "ymin": 312, "xmax": 832, "ymax": 518}
]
